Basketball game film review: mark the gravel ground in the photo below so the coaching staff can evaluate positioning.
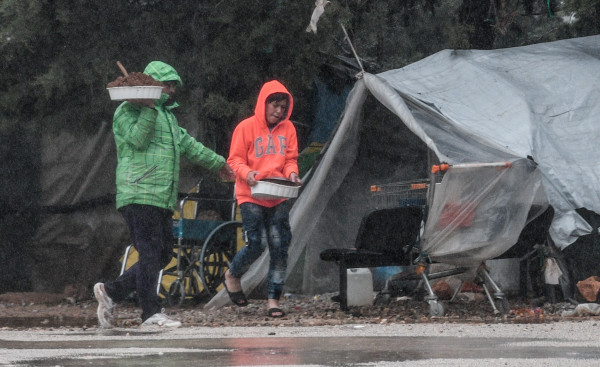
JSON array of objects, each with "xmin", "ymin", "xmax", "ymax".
[{"xmin": 0, "ymin": 290, "xmax": 594, "ymax": 330}]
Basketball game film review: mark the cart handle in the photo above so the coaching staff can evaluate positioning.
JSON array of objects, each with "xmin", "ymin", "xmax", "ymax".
[{"xmin": 432, "ymin": 161, "xmax": 511, "ymax": 173}]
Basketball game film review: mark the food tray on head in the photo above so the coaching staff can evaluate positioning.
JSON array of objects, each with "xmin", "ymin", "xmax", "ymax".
[
  {"xmin": 251, "ymin": 178, "xmax": 300, "ymax": 199},
  {"xmin": 106, "ymin": 86, "xmax": 163, "ymax": 101}
]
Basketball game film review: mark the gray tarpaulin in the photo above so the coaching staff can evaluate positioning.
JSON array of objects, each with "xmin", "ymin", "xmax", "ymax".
[
  {"xmin": 32, "ymin": 113, "xmax": 215, "ymax": 291},
  {"xmin": 31, "ymin": 121, "xmax": 128, "ymax": 291},
  {"xmin": 206, "ymin": 35, "xmax": 600, "ymax": 307}
]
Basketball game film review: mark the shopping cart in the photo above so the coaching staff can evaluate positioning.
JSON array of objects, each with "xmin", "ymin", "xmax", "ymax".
[
  {"xmin": 370, "ymin": 162, "xmax": 516, "ymax": 316},
  {"xmin": 370, "ymin": 179, "xmax": 429, "ymax": 210}
]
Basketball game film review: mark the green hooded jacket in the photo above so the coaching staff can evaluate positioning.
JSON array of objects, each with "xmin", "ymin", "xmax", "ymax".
[{"xmin": 113, "ymin": 61, "xmax": 226, "ymax": 211}]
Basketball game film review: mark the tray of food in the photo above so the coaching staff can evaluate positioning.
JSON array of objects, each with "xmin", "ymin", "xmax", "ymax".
[
  {"xmin": 106, "ymin": 61, "xmax": 164, "ymax": 100},
  {"xmin": 251, "ymin": 178, "xmax": 300, "ymax": 199},
  {"xmin": 106, "ymin": 85, "xmax": 163, "ymax": 100}
]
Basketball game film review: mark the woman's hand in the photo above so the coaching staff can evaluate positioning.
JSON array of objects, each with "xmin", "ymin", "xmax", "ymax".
[
  {"xmin": 246, "ymin": 171, "xmax": 259, "ymax": 186},
  {"xmin": 289, "ymin": 172, "xmax": 302, "ymax": 185}
]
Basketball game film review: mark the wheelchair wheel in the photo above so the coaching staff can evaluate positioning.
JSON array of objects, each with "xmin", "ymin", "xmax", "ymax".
[
  {"xmin": 199, "ymin": 221, "xmax": 242, "ymax": 295},
  {"xmin": 167, "ymin": 278, "xmax": 186, "ymax": 307}
]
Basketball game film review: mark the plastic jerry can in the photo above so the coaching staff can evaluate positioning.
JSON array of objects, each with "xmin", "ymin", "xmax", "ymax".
[{"xmin": 347, "ymin": 268, "xmax": 374, "ymax": 306}]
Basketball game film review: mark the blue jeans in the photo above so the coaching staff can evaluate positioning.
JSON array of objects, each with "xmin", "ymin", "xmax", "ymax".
[
  {"xmin": 104, "ymin": 204, "xmax": 173, "ymax": 322},
  {"xmin": 228, "ymin": 202, "xmax": 292, "ymax": 300}
]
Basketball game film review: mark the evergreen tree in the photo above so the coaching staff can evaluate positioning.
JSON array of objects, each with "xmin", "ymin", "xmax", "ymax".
[{"xmin": 0, "ymin": 0, "xmax": 597, "ymax": 292}]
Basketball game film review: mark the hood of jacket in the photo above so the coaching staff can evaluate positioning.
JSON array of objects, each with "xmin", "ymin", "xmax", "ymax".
[
  {"xmin": 143, "ymin": 61, "xmax": 183, "ymax": 87},
  {"xmin": 254, "ymin": 80, "xmax": 294, "ymax": 126},
  {"xmin": 143, "ymin": 61, "xmax": 182, "ymax": 108}
]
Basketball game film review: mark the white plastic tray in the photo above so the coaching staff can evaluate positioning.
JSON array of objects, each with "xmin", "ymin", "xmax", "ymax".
[
  {"xmin": 251, "ymin": 179, "xmax": 300, "ymax": 199},
  {"xmin": 107, "ymin": 86, "xmax": 163, "ymax": 101}
]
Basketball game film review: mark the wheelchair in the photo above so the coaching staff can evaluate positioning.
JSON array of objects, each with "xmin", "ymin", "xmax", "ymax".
[{"xmin": 120, "ymin": 178, "xmax": 242, "ymax": 307}]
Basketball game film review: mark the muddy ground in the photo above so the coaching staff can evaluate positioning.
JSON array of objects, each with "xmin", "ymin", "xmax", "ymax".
[{"xmin": 0, "ymin": 290, "xmax": 590, "ymax": 330}]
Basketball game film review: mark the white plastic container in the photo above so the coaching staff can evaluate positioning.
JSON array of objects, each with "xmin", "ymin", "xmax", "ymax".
[
  {"xmin": 107, "ymin": 86, "xmax": 163, "ymax": 101},
  {"xmin": 251, "ymin": 179, "xmax": 300, "ymax": 199},
  {"xmin": 347, "ymin": 268, "xmax": 374, "ymax": 306}
]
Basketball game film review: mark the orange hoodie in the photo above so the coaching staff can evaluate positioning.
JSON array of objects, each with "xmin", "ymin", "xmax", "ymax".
[{"xmin": 227, "ymin": 80, "xmax": 299, "ymax": 207}]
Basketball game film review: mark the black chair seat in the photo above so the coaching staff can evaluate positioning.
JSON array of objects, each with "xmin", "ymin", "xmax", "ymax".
[
  {"xmin": 320, "ymin": 248, "xmax": 402, "ymax": 268},
  {"xmin": 319, "ymin": 207, "xmax": 423, "ymax": 311}
]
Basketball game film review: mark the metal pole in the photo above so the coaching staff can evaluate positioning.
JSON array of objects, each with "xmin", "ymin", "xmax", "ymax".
[
  {"xmin": 340, "ymin": 23, "xmax": 365, "ymax": 74},
  {"xmin": 451, "ymin": 162, "xmax": 511, "ymax": 169}
]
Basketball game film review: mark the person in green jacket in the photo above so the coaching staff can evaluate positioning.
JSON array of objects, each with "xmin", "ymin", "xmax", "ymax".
[{"xmin": 94, "ymin": 61, "xmax": 234, "ymax": 328}]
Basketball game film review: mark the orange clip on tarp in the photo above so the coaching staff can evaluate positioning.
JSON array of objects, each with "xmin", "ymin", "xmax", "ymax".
[{"xmin": 431, "ymin": 163, "xmax": 450, "ymax": 174}]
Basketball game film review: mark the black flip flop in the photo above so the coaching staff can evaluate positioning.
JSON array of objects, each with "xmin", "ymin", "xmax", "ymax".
[
  {"xmin": 224, "ymin": 282, "xmax": 248, "ymax": 307},
  {"xmin": 267, "ymin": 308, "xmax": 285, "ymax": 318}
]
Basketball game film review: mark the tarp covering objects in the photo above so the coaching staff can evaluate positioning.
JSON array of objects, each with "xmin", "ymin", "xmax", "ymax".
[
  {"xmin": 207, "ymin": 35, "xmax": 600, "ymax": 307},
  {"xmin": 375, "ymin": 36, "xmax": 600, "ymax": 249},
  {"xmin": 421, "ymin": 160, "xmax": 544, "ymax": 265},
  {"xmin": 31, "ymin": 122, "xmax": 127, "ymax": 291},
  {"xmin": 32, "ymin": 116, "xmax": 215, "ymax": 291}
]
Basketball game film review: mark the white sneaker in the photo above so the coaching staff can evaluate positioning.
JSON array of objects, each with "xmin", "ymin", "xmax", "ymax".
[
  {"xmin": 141, "ymin": 310, "xmax": 182, "ymax": 328},
  {"xmin": 94, "ymin": 283, "xmax": 115, "ymax": 328}
]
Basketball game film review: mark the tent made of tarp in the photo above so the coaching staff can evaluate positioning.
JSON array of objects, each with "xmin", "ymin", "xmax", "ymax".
[{"xmin": 206, "ymin": 35, "xmax": 600, "ymax": 308}]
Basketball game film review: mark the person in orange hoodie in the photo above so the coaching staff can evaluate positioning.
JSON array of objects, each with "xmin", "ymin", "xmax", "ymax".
[{"xmin": 225, "ymin": 80, "xmax": 301, "ymax": 317}]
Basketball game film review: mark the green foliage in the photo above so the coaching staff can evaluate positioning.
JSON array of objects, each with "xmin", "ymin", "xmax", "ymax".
[
  {"xmin": 202, "ymin": 93, "xmax": 241, "ymax": 122},
  {"xmin": 0, "ymin": 0, "xmax": 597, "ymax": 146},
  {"xmin": 562, "ymin": 0, "xmax": 600, "ymax": 36}
]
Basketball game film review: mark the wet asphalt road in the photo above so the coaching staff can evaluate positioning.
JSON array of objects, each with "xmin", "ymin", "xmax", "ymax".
[{"xmin": 0, "ymin": 321, "xmax": 599, "ymax": 366}]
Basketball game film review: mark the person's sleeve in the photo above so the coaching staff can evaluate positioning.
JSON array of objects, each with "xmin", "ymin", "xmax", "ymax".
[
  {"xmin": 113, "ymin": 104, "xmax": 157, "ymax": 150},
  {"xmin": 227, "ymin": 124, "xmax": 253, "ymax": 181},
  {"xmin": 178, "ymin": 126, "xmax": 226, "ymax": 172},
  {"xmin": 283, "ymin": 124, "xmax": 299, "ymax": 179}
]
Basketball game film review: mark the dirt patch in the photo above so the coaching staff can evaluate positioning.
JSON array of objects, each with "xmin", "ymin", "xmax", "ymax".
[{"xmin": 0, "ymin": 292, "xmax": 591, "ymax": 330}]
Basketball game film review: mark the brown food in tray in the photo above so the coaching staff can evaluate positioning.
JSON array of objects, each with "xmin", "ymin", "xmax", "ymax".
[{"xmin": 106, "ymin": 72, "xmax": 163, "ymax": 88}]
